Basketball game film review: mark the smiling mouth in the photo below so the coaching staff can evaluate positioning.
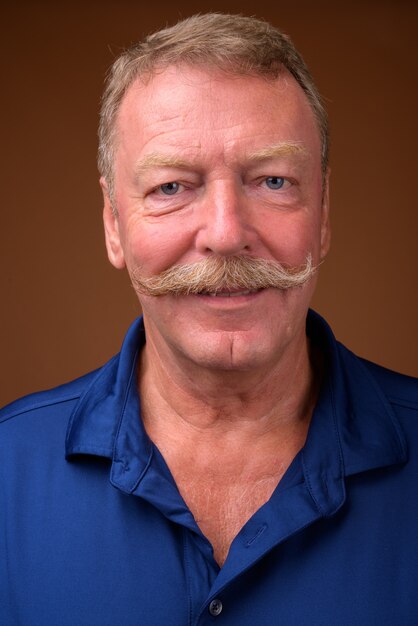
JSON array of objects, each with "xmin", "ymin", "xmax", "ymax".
[{"xmin": 197, "ymin": 288, "xmax": 262, "ymax": 297}]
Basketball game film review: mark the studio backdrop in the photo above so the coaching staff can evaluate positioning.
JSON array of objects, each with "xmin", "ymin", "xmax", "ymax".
[{"xmin": 1, "ymin": 0, "xmax": 417, "ymax": 406}]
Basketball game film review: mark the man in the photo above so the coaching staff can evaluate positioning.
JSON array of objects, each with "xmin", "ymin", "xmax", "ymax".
[{"xmin": 1, "ymin": 13, "xmax": 417, "ymax": 625}]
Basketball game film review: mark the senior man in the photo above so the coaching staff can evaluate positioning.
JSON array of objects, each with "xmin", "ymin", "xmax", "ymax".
[{"xmin": 1, "ymin": 13, "xmax": 417, "ymax": 626}]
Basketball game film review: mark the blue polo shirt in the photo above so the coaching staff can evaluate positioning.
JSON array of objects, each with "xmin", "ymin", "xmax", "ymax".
[{"xmin": 1, "ymin": 310, "xmax": 417, "ymax": 625}]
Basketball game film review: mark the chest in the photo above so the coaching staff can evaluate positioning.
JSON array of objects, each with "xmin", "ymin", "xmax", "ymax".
[{"xmin": 172, "ymin": 467, "xmax": 286, "ymax": 565}]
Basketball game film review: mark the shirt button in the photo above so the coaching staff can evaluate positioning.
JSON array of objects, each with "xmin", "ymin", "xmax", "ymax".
[{"xmin": 209, "ymin": 598, "xmax": 223, "ymax": 616}]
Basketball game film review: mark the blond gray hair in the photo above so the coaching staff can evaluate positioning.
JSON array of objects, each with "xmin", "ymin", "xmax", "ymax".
[
  {"xmin": 131, "ymin": 253, "xmax": 315, "ymax": 296},
  {"xmin": 98, "ymin": 13, "xmax": 329, "ymax": 199}
]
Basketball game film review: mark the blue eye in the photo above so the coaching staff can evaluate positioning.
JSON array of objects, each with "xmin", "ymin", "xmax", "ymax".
[
  {"xmin": 265, "ymin": 176, "xmax": 285, "ymax": 190},
  {"xmin": 160, "ymin": 181, "xmax": 180, "ymax": 195}
]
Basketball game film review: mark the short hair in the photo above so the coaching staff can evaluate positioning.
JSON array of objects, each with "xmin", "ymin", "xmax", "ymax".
[{"xmin": 98, "ymin": 13, "xmax": 329, "ymax": 199}]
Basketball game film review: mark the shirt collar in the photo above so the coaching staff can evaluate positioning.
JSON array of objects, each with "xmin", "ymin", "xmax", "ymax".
[
  {"xmin": 308, "ymin": 310, "xmax": 407, "ymax": 473},
  {"xmin": 65, "ymin": 318, "xmax": 149, "ymax": 469},
  {"xmin": 65, "ymin": 311, "xmax": 407, "ymax": 502}
]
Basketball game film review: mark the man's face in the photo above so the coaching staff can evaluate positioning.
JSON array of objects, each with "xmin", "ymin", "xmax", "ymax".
[{"xmin": 103, "ymin": 65, "xmax": 330, "ymax": 372}]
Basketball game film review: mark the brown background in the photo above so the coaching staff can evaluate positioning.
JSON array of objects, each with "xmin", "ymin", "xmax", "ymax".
[{"xmin": 1, "ymin": 0, "xmax": 417, "ymax": 407}]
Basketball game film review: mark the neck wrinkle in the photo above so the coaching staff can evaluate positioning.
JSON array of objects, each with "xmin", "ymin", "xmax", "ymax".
[{"xmin": 138, "ymin": 329, "xmax": 322, "ymax": 443}]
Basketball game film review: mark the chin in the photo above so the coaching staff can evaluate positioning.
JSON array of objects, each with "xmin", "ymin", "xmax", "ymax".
[{"xmin": 184, "ymin": 330, "xmax": 277, "ymax": 372}]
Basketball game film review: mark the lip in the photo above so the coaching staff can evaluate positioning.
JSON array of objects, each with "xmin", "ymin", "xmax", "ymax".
[
  {"xmin": 193, "ymin": 288, "xmax": 265, "ymax": 306},
  {"xmin": 197, "ymin": 288, "xmax": 262, "ymax": 298}
]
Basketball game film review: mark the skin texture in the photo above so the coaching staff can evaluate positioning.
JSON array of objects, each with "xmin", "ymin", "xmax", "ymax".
[{"xmin": 102, "ymin": 65, "xmax": 330, "ymax": 565}]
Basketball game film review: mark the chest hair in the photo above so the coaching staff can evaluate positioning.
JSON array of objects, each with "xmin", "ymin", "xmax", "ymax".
[{"xmin": 172, "ymin": 464, "xmax": 287, "ymax": 566}]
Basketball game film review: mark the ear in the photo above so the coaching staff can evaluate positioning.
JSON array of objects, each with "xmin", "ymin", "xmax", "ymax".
[
  {"xmin": 101, "ymin": 177, "xmax": 126, "ymax": 269},
  {"xmin": 320, "ymin": 168, "xmax": 331, "ymax": 260}
]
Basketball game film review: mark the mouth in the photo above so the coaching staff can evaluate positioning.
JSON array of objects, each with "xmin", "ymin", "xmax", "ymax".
[{"xmin": 196, "ymin": 288, "xmax": 262, "ymax": 298}]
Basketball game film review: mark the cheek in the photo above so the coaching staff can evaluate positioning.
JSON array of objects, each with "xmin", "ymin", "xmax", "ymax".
[
  {"xmin": 262, "ymin": 214, "xmax": 322, "ymax": 264},
  {"xmin": 123, "ymin": 220, "xmax": 197, "ymax": 275}
]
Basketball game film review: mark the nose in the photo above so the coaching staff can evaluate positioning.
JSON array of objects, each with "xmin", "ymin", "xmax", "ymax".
[{"xmin": 195, "ymin": 180, "xmax": 253, "ymax": 256}]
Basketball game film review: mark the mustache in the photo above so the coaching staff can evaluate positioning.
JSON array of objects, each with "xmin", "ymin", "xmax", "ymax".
[{"xmin": 131, "ymin": 254, "xmax": 317, "ymax": 297}]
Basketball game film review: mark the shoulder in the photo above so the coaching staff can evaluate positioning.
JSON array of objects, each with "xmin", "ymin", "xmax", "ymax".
[
  {"xmin": 359, "ymin": 357, "xmax": 418, "ymax": 412},
  {"xmin": 0, "ymin": 357, "xmax": 117, "ymax": 426}
]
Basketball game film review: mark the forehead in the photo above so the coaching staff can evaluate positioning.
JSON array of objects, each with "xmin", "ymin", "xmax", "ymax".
[{"xmin": 115, "ymin": 65, "xmax": 321, "ymax": 164}]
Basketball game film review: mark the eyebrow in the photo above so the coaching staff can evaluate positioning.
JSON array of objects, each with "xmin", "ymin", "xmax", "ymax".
[
  {"xmin": 134, "ymin": 142, "xmax": 308, "ymax": 176},
  {"xmin": 247, "ymin": 142, "xmax": 308, "ymax": 162},
  {"xmin": 134, "ymin": 153, "xmax": 191, "ymax": 175}
]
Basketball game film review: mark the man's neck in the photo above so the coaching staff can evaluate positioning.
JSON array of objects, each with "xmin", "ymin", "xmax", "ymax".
[{"xmin": 138, "ymin": 329, "xmax": 321, "ymax": 448}]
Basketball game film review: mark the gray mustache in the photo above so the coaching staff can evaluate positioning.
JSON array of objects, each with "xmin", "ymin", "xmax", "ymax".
[{"xmin": 131, "ymin": 254, "xmax": 316, "ymax": 296}]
